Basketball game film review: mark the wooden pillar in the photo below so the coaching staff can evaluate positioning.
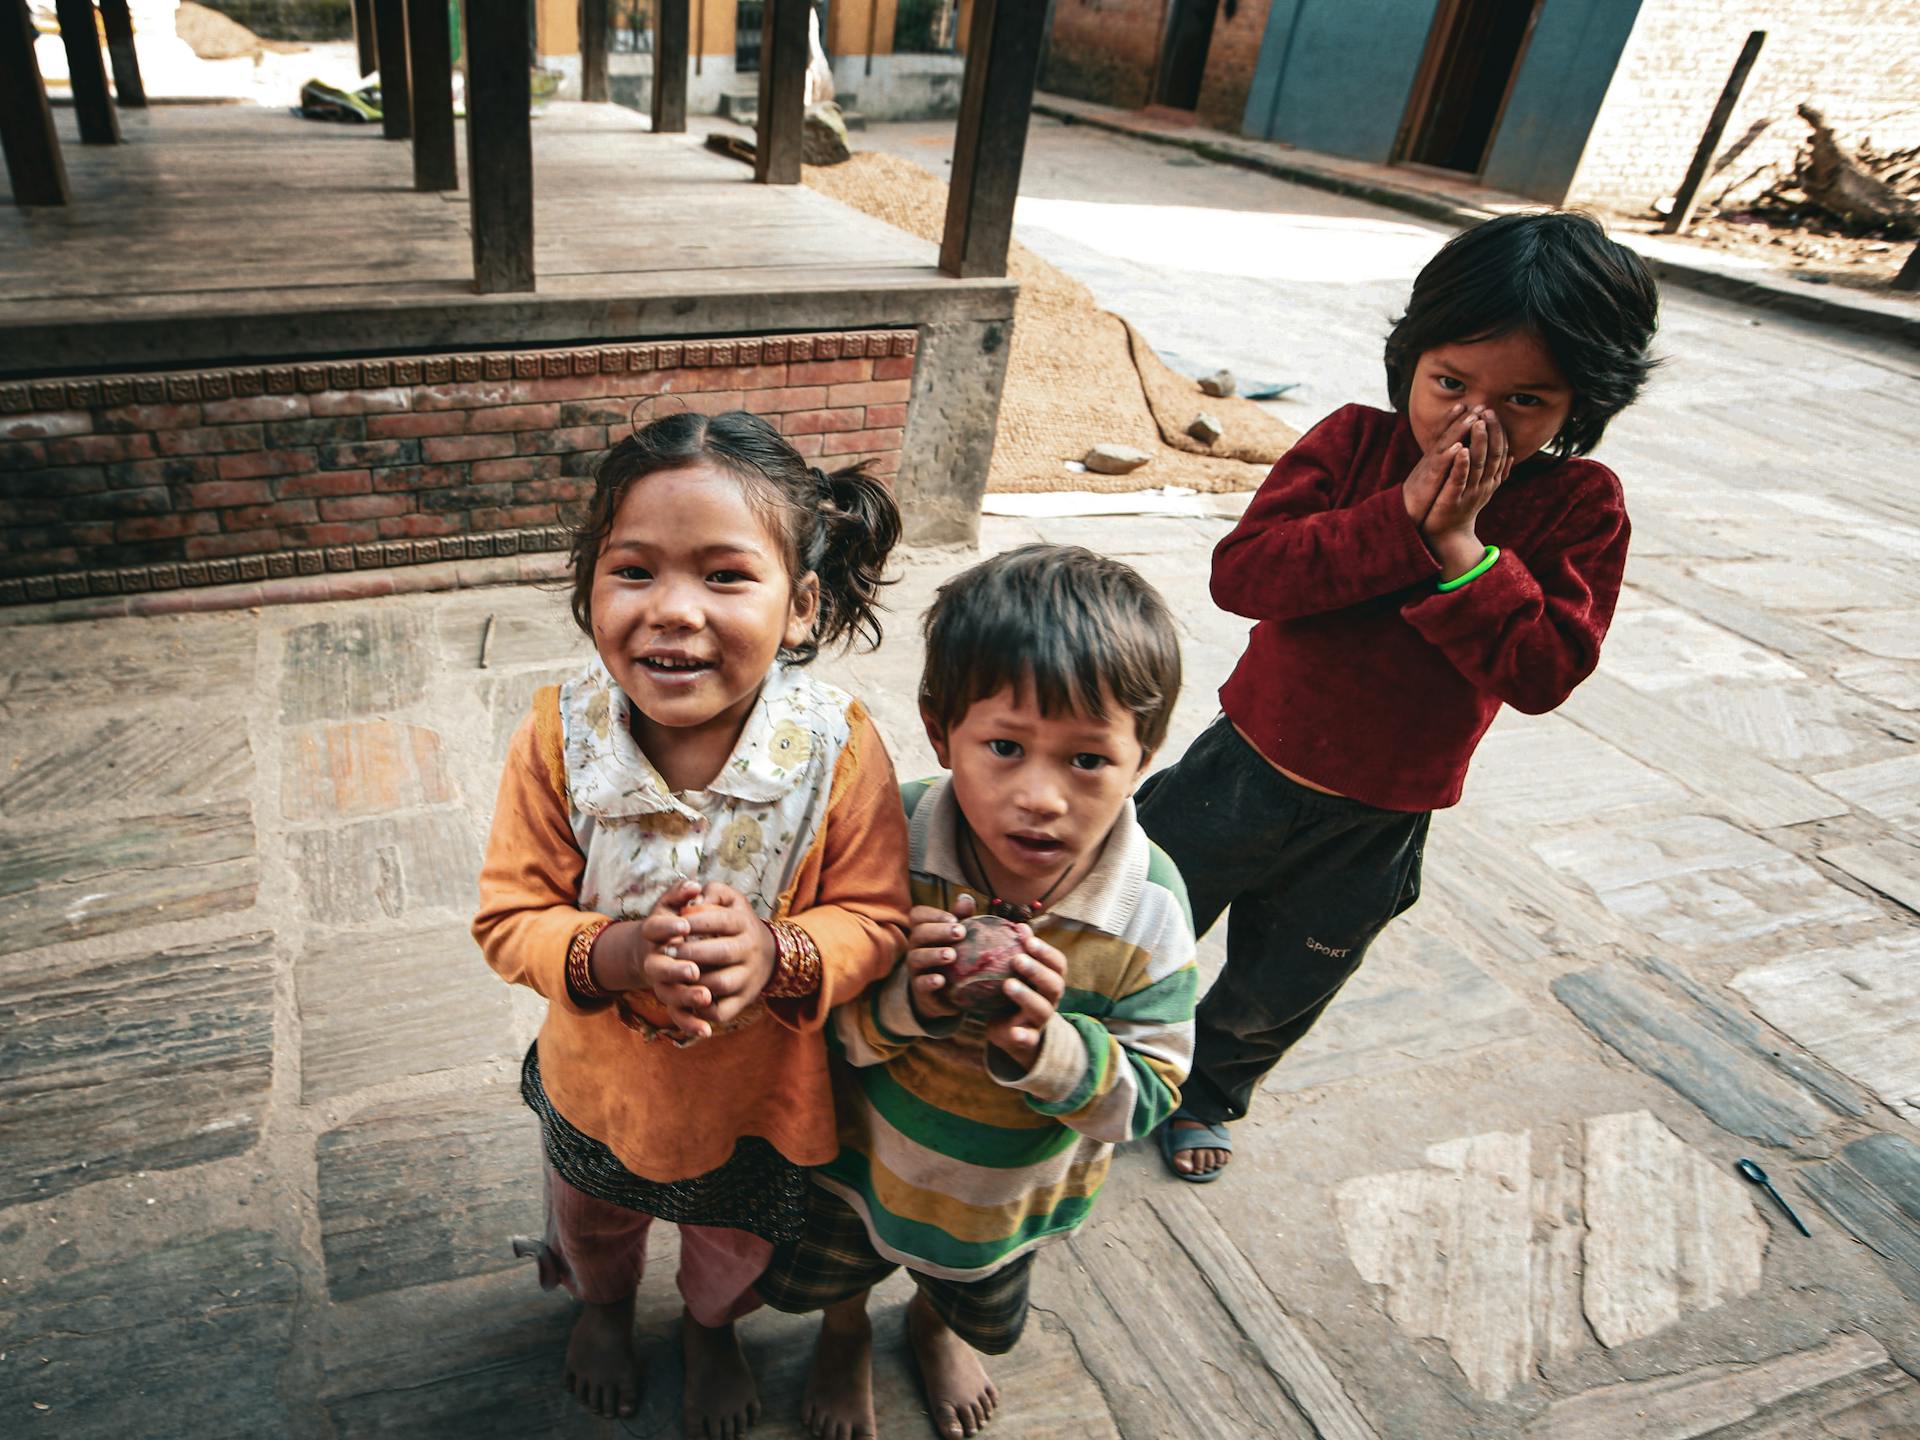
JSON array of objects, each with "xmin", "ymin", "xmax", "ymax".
[
  {"xmin": 407, "ymin": 0, "xmax": 456, "ymax": 189},
  {"xmin": 1662, "ymin": 30, "xmax": 1765, "ymax": 236},
  {"xmin": 97, "ymin": 0, "xmax": 145, "ymax": 107},
  {"xmin": 754, "ymin": 0, "xmax": 807, "ymax": 184},
  {"xmin": 465, "ymin": 0, "xmax": 535, "ymax": 292},
  {"xmin": 2, "ymin": 0, "xmax": 69, "ymax": 204},
  {"xmin": 373, "ymin": 0, "xmax": 412, "ymax": 140},
  {"xmin": 940, "ymin": 0, "xmax": 1046, "ymax": 278},
  {"xmin": 580, "ymin": 0, "xmax": 608, "ymax": 102},
  {"xmin": 55, "ymin": 0, "xmax": 119, "ymax": 144},
  {"xmin": 353, "ymin": 0, "xmax": 377, "ymax": 75},
  {"xmin": 652, "ymin": 0, "xmax": 689, "ymax": 134}
]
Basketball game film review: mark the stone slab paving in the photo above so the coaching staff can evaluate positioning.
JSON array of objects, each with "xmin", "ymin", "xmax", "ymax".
[
  {"xmin": 296, "ymin": 923, "xmax": 516, "ymax": 1103},
  {"xmin": 285, "ymin": 811, "xmax": 479, "ymax": 927},
  {"xmin": 315, "ymin": 1085, "xmax": 543, "ymax": 1303},
  {"xmin": 1333, "ymin": 1109, "xmax": 1768, "ymax": 1398},
  {"xmin": 4, "ymin": 122, "xmax": 1920, "ymax": 1437},
  {"xmin": 0, "ymin": 803, "xmax": 259, "ymax": 954},
  {"xmin": 1553, "ymin": 968, "xmax": 1839, "ymax": 1151},
  {"xmin": 1732, "ymin": 935, "xmax": 1920, "ymax": 1126},
  {"xmin": 0, "ymin": 713, "xmax": 254, "ymax": 817},
  {"xmin": 0, "ymin": 931, "xmax": 277, "ymax": 1206}
]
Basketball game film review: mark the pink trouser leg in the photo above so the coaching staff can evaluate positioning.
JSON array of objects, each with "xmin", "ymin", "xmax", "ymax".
[
  {"xmin": 676, "ymin": 1223, "xmax": 773, "ymax": 1328},
  {"xmin": 533, "ymin": 1160, "xmax": 770, "ymax": 1323},
  {"xmin": 537, "ymin": 1161, "xmax": 654, "ymax": 1305}
]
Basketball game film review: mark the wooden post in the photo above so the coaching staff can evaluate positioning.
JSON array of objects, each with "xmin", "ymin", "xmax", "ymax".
[
  {"xmin": 754, "ymin": 0, "xmax": 807, "ymax": 184},
  {"xmin": 652, "ymin": 0, "xmax": 689, "ymax": 133},
  {"xmin": 353, "ymin": 0, "xmax": 377, "ymax": 75},
  {"xmin": 1662, "ymin": 30, "xmax": 1765, "ymax": 235},
  {"xmin": 2, "ymin": 0, "xmax": 69, "ymax": 204},
  {"xmin": 407, "ymin": 0, "xmax": 456, "ymax": 189},
  {"xmin": 97, "ymin": 0, "xmax": 145, "ymax": 107},
  {"xmin": 465, "ymin": 0, "xmax": 535, "ymax": 292},
  {"xmin": 1895, "ymin": 243, "xmax": 1920, "ymax": 294},
  {"xmin": 941, "ymin": 0, "xmax": 1047, "ymax": 278},
  {"xmin": 373, "ymin": 0, "xmax": 412, "ymax": 140},
  {"xmin": 580, "ymin": 0, "xmax": 608, "ymax": 102},
  {"xmin": 55, "ymin": 0, "xmax": 119, "ymax": 144}
]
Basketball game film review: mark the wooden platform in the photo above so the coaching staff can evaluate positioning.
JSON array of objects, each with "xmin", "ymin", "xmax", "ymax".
[{"xmin": 0, "ymin": 102, "xmax": 1013, "ymax": 375}]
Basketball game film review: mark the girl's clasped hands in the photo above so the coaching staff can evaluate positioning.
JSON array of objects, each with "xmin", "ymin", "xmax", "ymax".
[{"xmin": 589, "ymin": 879, "xmax": 776, "ymax": 1040}]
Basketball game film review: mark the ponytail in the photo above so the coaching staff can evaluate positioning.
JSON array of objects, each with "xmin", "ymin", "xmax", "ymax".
[{"xmin": 800, "ymin": 463, "xmax": 901, "ymax": 659}]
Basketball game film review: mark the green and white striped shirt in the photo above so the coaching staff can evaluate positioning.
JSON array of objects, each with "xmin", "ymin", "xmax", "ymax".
[{"xmin": 820, "ymin": 776, "xmax": 1197, "ymax": 1280}]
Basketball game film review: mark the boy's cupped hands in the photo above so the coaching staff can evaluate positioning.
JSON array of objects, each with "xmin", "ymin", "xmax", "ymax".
[{"xmin": 905, "ymin": 893, "xmax": 1071, "ymax": 1072}]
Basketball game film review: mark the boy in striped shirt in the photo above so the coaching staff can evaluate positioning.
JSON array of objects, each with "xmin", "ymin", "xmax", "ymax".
[{"xmin": 757, "ymin": 544, "xmax": 1198, "ymax": 1440}]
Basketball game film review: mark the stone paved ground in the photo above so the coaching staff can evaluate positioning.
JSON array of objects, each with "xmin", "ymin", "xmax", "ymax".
[{"xmin": 3, "ymin": 120, "xmax": 1919, "ymax": 1438}]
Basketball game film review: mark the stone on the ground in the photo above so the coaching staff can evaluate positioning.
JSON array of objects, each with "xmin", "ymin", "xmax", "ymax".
[
  {"xmin": 1199, "ymin": 368, "xmax": 1236, "ymax": 397},
  {"xmin": 1084, "ymin": 443, "xmax": 1151, "ymax": 474},
  {"xmin": 1187, "ymin": 412, "xmax": 1224, "ymax": 444},
  {"xmin": 803, "ymin": 103, "xmax": 853, "ymax": 166}
]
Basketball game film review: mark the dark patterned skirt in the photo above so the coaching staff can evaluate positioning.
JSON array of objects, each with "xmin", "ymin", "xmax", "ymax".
[{"xmin": 519, "ymin": 1041, "xmax": 808, "ymax": 1245}]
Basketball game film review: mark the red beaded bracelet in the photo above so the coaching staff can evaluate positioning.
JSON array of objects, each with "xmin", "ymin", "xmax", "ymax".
[
  {"xmin": 565, "ymin": 917, "xmax": 615, "ymax": 1004},
  {"xmin": 763, "ymin": 920, "xmax": 823, "ymax": 999}
]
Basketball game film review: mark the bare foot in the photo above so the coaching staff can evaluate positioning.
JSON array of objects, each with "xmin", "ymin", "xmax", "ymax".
[
  {"xmin": 907, "ymin": 1289, "xmax": 998, "ymax": 1439},
  {"xmin": 682, "ymin": 1308, "xmax": 761, "ymax": 1440},
  {"xmin": 565, "ymin": 1295, "xmax": 641, "ymax": 1419},
  {"xmin": 801, "ymin": 1293, "xmax": 876, "ymax": 1440},
  {"xmin": 1169, "ymin": 1117, "xmax": 1231, "ymax": 1177}
]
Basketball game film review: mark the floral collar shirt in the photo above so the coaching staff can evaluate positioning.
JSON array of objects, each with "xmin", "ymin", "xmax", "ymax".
[{"xmin": 559, "ymin": 657, "xmax": 857, "ymax": 929}]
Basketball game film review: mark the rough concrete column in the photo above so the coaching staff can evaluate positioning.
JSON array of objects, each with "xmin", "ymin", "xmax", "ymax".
[{"xmin": 895, "ymin": 312, "xmax": 1014, "ymax": 547}]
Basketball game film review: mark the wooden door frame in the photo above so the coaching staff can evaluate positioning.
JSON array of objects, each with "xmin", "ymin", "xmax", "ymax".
[{"xmin": 1391, "ymin": 0, "xmax": 1542, "ymax": 177}]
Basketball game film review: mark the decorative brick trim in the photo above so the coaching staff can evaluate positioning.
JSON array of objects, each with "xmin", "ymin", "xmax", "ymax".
[
  {"xmin": 0, "ymin": 526, "xmax": 572, "ymax": 608},
  {"xmin": 0, "ymin": 330, "xmax": 919, "ymax": 414}
]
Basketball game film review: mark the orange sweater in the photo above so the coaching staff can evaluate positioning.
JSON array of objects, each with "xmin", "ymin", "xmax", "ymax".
[{"xmin": 474, "ymin": 684, "xmax": 910, "ymax": 1183}]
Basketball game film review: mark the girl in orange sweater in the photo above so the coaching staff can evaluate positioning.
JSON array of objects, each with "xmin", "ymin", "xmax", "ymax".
[{"xmin": 473, "ymin": 410, "xmax": 911, "ymax": 1434}]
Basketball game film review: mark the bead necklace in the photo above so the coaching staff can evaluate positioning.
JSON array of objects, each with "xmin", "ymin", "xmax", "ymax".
[{"xmin": 959, "ymin": 821, "xmax": 1076, "ymax": 923}]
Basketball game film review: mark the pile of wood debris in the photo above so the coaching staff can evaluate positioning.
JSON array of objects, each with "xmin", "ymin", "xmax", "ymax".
[{"xmin": 1660, "ymin": 105, "xmax": 1918, "ymax": 291}]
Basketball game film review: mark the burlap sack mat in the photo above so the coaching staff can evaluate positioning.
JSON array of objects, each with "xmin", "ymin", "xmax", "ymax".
[{"xmin": 803, "ymin": 152, "xmax": 1298, "ymax": 494}]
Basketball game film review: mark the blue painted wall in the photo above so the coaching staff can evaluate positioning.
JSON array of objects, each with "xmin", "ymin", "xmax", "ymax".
[
  {"xmin": 1481, "ymin": 0, "xmax": 1643, "ymax": 201},
  {"xmin": 1241, "ymin": 0, "xmax": 1644, "ymax": 204},
  {"xmin": 1240, "ymin": 0, "xmax": 1438, "ymax": 163}
]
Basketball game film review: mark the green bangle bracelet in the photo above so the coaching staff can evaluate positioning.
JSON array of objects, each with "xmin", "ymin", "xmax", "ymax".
[{"xmin": 1437, "ymin": 545, "xmax": 1500, "ymax": 592}]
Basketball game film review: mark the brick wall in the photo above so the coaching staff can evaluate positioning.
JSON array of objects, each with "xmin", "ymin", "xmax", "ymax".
[
  {"xmin": 1566, "ymin": 0, "xmax": 1920, "ymax": 212},
  {"xmin": 1044, "ymin": 0, "xmax": 1275, "ymax": 131},
  {"xmin": 1194, "ymin": 0, "xmax": 1273, "ymax": 132},
  {"xmin": 0, "ymin": 331, "xmax": 915, "ymax": 607},
  {"xmin": 1044, "ymin": 0, "xmax": 1167, "ymax": 110}
]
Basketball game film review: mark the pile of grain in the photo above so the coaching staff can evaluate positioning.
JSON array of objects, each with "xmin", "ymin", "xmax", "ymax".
[{"xmin": 803, "ymin": 151, "xmax": 1295, "ymax": 493}]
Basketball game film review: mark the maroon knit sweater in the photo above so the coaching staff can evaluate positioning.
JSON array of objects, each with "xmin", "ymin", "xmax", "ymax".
[{"xmin": 1214, "ymin": 403, "xmax": 1630, "ymax": 813}]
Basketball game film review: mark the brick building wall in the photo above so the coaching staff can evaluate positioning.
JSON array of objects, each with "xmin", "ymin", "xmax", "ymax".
[
  {"xmin": 0, "ymin": 330, "xmax": 913, "ymax": 607},
  {"xmin": 1192, "ymin": 0, "xmax": 1273, "ymax": 133},
  {"xmin": 1566, "ymin": 0, "xmax": 1920, "ymax": 212},
  {"xmin": 1044, "ymin": 0, "xmax": 1276, "ymax": 131},
  {"xmin": 1045, "ymin": 0, "xmax": 1168, "ymax": 111}
]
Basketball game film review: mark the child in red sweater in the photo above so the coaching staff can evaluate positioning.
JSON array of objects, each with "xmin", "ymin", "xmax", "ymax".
[{"xmin": 1138, "ymin": 211, "xmax": 1660, "ymax": 1181}]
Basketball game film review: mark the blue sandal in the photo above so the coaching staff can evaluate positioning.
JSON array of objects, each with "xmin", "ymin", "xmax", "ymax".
[{"xmin": 1159, "ymin": 1111, "xmax": 1232, "ymax": 1183}]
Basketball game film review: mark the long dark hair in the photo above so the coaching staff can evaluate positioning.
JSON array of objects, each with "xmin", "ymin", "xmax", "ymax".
[
  {"xmin": 1384, "ymin": 210, "xmax": 1660, "ymax": 458},
  {"xmin": 569, "ymin": 409, "xmax": 901, "ymax": 663}
]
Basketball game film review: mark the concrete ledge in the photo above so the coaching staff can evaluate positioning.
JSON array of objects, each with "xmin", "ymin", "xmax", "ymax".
[
  {"xmin": 1034, "ymin": 95, "xmax": 1920, "ymax": 350},
  {"xmin": 0, "ymin": 551, "xmax": 570, "ymax": 626},
  {"xmin": 2, "ymin": 277, "xmax": 1017, "ymax": 380}
]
